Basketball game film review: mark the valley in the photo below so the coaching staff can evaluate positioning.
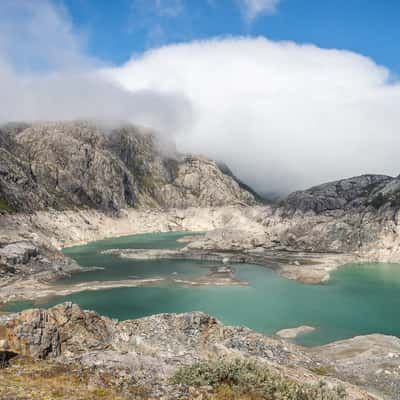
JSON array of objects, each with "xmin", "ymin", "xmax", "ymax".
[{"xmin": 1, "ymin": 122, "xmax": 400, "ymax": 399}]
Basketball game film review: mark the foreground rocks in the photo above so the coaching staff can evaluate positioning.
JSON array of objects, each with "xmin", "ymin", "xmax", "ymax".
[
  {"xmin": 0, "ymin": 302, "xmax": 389, "ymax": 399},
  {"xmin": 312, "ymin": 334, "xmax": 400, "ymax": 400}
]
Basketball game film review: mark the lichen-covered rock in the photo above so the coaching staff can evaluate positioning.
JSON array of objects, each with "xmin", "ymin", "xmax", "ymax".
[{"xmin": 0, "ymin": 303, "xmax": 111, "ymax": 358}]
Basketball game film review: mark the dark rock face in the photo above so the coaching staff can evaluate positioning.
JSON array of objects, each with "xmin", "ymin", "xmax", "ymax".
[
  {"xmin": 0, "ymin": 241, "xmax": 80, "ymax": 280},
  {"xmin": 285, "ymin": 174, "xmax": 395, "ymax": 213},
  {"xmin": 0, "ymin": 303, "xmax": 111, "ymax": 359},
  {"xmin": 0, "ymin": 148, "xmax": 54, "ymax": 212},
  {"xmin": 0, "ymin": 122, "xmax": 255, "ymax": 213}
]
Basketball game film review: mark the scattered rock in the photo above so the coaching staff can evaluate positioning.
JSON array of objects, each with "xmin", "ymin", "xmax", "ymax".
[{"xmin": 276, "ymin": 326, "xmax": 316, "ymax": 339}]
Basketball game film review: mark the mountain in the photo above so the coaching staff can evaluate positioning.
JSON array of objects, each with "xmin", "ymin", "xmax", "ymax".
[
  {"xmin": 0, "ymin": 121, "xmax": 256, "ymax": 213},
  {"xmin": 285, "ymin": 174, "xmax": 400, "ymax": 213}
]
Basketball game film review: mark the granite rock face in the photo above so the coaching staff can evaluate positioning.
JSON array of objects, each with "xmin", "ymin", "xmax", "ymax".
[
  {"xmin": 0, "ymin": 303, "xmax": 110, "ymax": 359},
  {"xmin": 285, "ymin": 174, "xmax": 396, "ymax": 213},
  {"xmin": 0, "ymin": 121, "xmax": 255, "ymax": 213},
  {"xmin": 156, "ymin": 156, "xmax": 255, "ymax": 208},
  {"xmin": 0, "ymin": 240, "xmax": 80, "ymax": 282},
  {"xmin": 273, "ymin": 174, "xmax": 400, "ymax": 256},
  {"xmin": 187, "ymin": 173, "xmax": 400, "ymax": 262}
]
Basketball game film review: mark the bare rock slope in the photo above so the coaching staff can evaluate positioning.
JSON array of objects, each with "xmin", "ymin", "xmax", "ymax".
[
  {"xmin": 187, "ymin": 174, "xmax": 400, "ymax": 273},
  {"xmin": 0, "ymin": 121, "xmax": 255, "ymax": 213}
]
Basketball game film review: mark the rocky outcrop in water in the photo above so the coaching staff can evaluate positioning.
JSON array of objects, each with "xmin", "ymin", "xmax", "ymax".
[
  {"xmin": 0, "ymin": 241, "xmax": 79, "ymax": 283},
  {"xmin": 0, "ymin": 121, "xmax": 255, "ymax": 213}
]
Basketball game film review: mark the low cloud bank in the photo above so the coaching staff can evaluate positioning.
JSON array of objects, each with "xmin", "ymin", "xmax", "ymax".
[
  {"xmin": 0, "ymin": 0, "xmax": 192, "ymax": 138},
  {"xmin": 2, "ymin": 1, "xmax": 400, "ymax": 194},
  {"xmin": 106, "ymin": 37, "xmax": 400, "ymax": 193}
]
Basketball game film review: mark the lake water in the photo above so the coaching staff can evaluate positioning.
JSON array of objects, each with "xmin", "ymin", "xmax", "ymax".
[{"xmin": 5, "ymin": 231, "xmax": 400, "ymax": 347}]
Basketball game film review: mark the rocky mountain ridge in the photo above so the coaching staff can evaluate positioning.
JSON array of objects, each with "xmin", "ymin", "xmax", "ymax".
[
  {"xmin": 285, "ymin": 174, "xmax": 400, "ymax": 213},
  {"xmin": 0, "ymin": 121, "xmax": 255, "ymax": 213},
  {"xmin": 183, "ymin": 174, "xmax": 400, "ymax": 271}
]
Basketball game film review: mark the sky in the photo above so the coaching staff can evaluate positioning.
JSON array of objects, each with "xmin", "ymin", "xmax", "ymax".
[
  {"xmin": 65, "ymin": 0, "xmax": 400, "ymax": 74},
  {"xmin": 1, "ymin": 0, "xmax": 400, "ymax": 194}
]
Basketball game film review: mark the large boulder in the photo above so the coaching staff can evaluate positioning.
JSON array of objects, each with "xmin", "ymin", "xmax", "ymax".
[{"xmin": 0, "ymin": 302, "xmax": 111, "ymax": 359}]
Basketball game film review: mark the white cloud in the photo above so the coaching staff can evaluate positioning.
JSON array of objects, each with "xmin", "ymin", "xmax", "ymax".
[
  {"xmin": 0, "ymin": 0, "xmax": 192, "ymax": 137},
  {"xmin": 0, "ymin": 0, "xmax": 92, "ymax": 72},
  {"xmin": 239, "ymin": 0, "xmax": 280, "ymax": 22},
  {"xmin": 105, "ymin": 37, "xmax": 400, "ymax": 194}
]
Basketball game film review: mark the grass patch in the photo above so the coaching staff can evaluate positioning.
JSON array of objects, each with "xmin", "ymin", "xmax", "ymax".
[
  {"xmin": 0, "ymin": 357, "xmax": 148, "ymax": 400},
  {"xmin": 309, "ymin": 366, "xmax": 335, "ymax": 376},
  {"xmin": 173, "ymin": 359, "xmax": 346, "ymax": 400}
]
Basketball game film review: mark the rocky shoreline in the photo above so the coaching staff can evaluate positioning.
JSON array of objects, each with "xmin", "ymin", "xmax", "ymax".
[
  {"xmin": 0, "ymin": 266, "xmax": 247, "ymax": 306},
  {"xmin": 101, "ymin": 244, "xmax": 358, "ymax": 284},
  {"xmin": 0, "ymin": 201, "xmax": 399, "ymax": 306}
]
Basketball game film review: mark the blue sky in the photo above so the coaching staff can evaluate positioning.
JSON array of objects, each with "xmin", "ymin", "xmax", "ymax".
[{"xmin": 64, "ymin": 0, "xmax": 400, "ymax": 73}]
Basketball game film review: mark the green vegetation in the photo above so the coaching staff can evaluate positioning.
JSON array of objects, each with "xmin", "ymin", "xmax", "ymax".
[
  {"xmin": 370, "ymin": 190, "xmax": 400, "ymax": 209},
  {"xmin": 0, "ymin": 197, "xmax": 14, "ymax": 213},
  {"xmin": 0, "ymin": 357, "xmax": 149, "ymax": 400},
  {"xmin": 173, "ymin": 359, "xmax": 347, "ymax": 400},
  {"xmin": 309, "ymin": 366, "xmax": 334, "ymax": 376}
]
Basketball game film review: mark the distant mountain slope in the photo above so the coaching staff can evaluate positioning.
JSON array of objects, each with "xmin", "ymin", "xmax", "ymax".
[
  {"xmin": 285, "ymin": 174, "xmax": 400, "ymax": 213},
  {"xmin": 0, "ymin": 121, "xmax": 255, "ymax": 213}
]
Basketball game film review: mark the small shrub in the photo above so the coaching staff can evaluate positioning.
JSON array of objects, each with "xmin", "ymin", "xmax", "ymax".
[
  {"xmin": 92, "ymin": 388, "xmax": 108, "ymax": 397},
  {"xmin": 0, "ymin": 197, "xmax": 14, "ymax": 213},
  {"xmin": 173, "ymin": 359, "xmax": 347, "ymax": 400},
  {"xmin": 310, "ymin": 366, "xmax": 334, "ymax": 376}
]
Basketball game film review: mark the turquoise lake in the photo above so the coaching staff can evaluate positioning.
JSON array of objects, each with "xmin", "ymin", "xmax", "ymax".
[{"xmin": 5, "ymin": 231, "xmax": 400, "ymax": 347}]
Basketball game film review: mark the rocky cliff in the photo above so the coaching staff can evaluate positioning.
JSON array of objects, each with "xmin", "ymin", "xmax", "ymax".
[
  {"xmin": 176, "ymin": 174, "xmax": 400, "ymax": 283},
  {"xmin": 269, "ymin": 174, "xmax": 400, "ymax": 257},
  {"xmin": 285, "ymin": 174, "xmax": 400, "ymax": 213},
  {"xmin": 0, "ymin": 121, "xmax": 255, "ymax": 213}
]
